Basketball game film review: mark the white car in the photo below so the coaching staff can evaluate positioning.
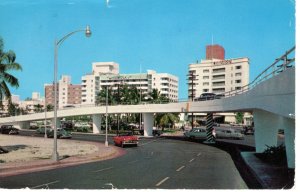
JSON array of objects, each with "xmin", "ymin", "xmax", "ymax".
[{"xmin": 215, "ymin": 128, "xmax": 244, "ymax": 140}]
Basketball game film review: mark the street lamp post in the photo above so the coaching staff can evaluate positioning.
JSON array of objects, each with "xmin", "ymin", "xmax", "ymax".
[
  {"xmin": 105, "ymin": 85, "xmax": 109, "ymax": 147},
  {"xmin": 52, "ymin": 25, "xmax": 91, "ymax": 161}
]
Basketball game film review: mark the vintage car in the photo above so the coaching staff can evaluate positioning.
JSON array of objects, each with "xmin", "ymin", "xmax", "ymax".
[
  {"xmin": 215, "ymin": 128, "xmax": 244, "ymax": 140},
  {"xmin": 0, "ymin": 125, "xmax": 19, "ymax": 135},
  {"xmin": 113, "ymin": 132, "xmax": 138, "ymax": 147},
  {"xmin": 35, "ymin": 126, "xmax": 52, "ymax": 134},
  {"xmin": 184, "ymin": 127, "xmax": 216, "ymax": 140},
  {"xmin": 47, "ymin": 128, "xmax": 72, "ymax": 139}
]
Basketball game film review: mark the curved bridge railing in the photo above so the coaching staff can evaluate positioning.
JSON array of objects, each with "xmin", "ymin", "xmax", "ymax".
[{"xmin": 223, "ymin": 46, "xmax": 295, "ymax": 98}]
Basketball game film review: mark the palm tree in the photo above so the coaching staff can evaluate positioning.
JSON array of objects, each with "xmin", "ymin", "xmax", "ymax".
[
  {"xmin": 0, "ymin": 37, "xmax": 22, "ymax": 105},
  {"xmin": 46, "ymin": 104, "xmax": 54, "ymax": 111},
  {"xmin": 155, "ymin": 113, "xmax": 179, "ymax": 131},
  {"xmin": 34, "ymin": 104, "xmax": 44, "ymax": 113}
]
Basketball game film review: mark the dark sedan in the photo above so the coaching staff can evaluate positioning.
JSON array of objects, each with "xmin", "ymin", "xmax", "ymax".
[{"xmin": 0, "ymin": 125, "xmax": 19, "ymax": 135}]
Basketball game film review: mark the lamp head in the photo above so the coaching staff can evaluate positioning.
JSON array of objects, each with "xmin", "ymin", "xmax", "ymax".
[{"xmin": 85, "ymin": 25, "xmax": 92, "ymax": 37}]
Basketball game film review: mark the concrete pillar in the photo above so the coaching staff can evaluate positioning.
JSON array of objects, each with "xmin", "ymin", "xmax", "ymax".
[
  {"xmin": 281, "ymin": 117, "xmax": 295, "ymax": 168},
  {"xmin": 205, "ymin": 113, "xmax": 215, "ymax": 143},
  {"xmin": 92, "ymin": 114, "xmax": 102, "ymax": 134},
  {"xmin": 253, "ymin": 109, "xmax": 280, "ymax": 153},
  {"xmin": 51, "ymin": 118, "xmax": 61, "ymax": 129},
  {"xmin": 14, "ymin": 121, "xmax": 30, "ymax": 129},
  {"xmin": 143, "ymin": 113, "xmax": 154, "ymax": 137}
]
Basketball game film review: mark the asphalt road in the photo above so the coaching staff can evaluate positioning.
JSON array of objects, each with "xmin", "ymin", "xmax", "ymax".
[{"xmin": 0, "ymin": 135, "xmax": 248, "ymax": 189}]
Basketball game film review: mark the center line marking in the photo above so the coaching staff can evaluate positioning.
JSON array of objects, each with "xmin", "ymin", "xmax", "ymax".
[
  {"xmin": 93, "ymin": 167, "xmax": 113, "ymax": 173},
  {"xmin": 155, "ymin": 177, "xmax": 170, "ymax": 187},
  {"xmin": 197, "ymin": 152, "xmax": 201, "ymax": 156},
  {"xmin": 176, "ymin": 166, "xmax": 185, "ymax": 172},
  {"xmin": 31, "ymin": 180, "xmax": 60, "ymax": 189},
  {"xmin": 189, "ymin": 158, "xmax": 195, "ymax": 162}
]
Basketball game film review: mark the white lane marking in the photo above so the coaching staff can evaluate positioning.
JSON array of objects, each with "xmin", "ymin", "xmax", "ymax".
[
  {"xmin": 105, "ymin": 183, "xmax": 117, "ymax": 189},
  {"xmin": 197, "ymin": 152, "xmax": 201, "ymax": 156},
  {"xmin": 155, "ymin": 177, "xmax": 170, "ymax": 187},
  {"xmin": 93, "ymin": 167, "xmax": 114, "ymax": 173},
  {"xmin": 151, "ymin": 151, "xmax": 154, "ymax": 155},
  {"xmin": 176, "ymin": 165, "xmax": 185, "ymax": 172},
  {"xmin": 189, "ymin": 158, "xmax": 195, "ymax": 163},
  {"xmin": 128, "ymin": 160, "xmax": 139, "ymax": 164},
  {"xmin": 31, "ymin": 180, "xmax": 60, "ymax": 189}
]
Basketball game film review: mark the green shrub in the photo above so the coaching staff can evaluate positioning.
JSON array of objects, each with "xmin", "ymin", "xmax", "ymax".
[{"xmin": 256, "ymin": 144, "xmax": 287, "ymax": 165}]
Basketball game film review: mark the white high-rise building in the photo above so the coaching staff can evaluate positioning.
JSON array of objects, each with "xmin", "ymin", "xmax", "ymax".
[
  {"xmin": 188, "ymin": 45, "xmax": 249, "ymax": 100},
  {"xmin": 81, "ymin": 62, "xmax": 179, "ymax": 105},
  {"xmin": 187, "ymin": 45, "xmax": 250, "ymax": 124},
  {"xmin": 188, "ymin": 58, "xmax": 249, "ymax": 99}
]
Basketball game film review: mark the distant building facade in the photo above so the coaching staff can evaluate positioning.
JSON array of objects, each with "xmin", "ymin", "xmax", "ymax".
[
  {"xmin": 45, "ymin": 75, "xmax": 81, "ymax": 109},
  {"xmin": 187, "ymin": 44, "xmax": 251, "ymax": 124},
  {"xmin": 81, "ymin": 62, "xmax": 179, "ymax": 105},
  {"xmin": 188, "ymin": 44, "xmax": 249, "ymax": 100}
]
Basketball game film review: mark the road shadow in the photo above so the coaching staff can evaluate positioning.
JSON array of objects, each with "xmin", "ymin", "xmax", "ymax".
[{"xmin": 0, "ymin": 145, "xmax": 28, "ymax": 153}]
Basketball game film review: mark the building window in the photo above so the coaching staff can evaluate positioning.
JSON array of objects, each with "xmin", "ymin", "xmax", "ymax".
[
  {"xmin": 235, "ymin": 72, "xmax": 242, "ymax": 76},
  {"xmin": 203, "ymin": 82, "xmax": 209, "ymax": 86},
  {"xmin": 235, "ymin": 80, "xmax": 242, "ymax": 83},
  {"xmin": 203, "ymin": 89, "xmax": 209, "ymax": 92},
  {"xmin": 212, "ymin": 68, "xmax": 225, "ymax": 73},
  {"xmin": 236, "ymin": 65, "xmax": 242, "ymax": 69},
  {"xmin": 203, "ymin": 69, "xmax": 209, "ymax": 73},
  {"xmin": 203, "ymin": 76, "xmax": 209, "ymax": 79}
]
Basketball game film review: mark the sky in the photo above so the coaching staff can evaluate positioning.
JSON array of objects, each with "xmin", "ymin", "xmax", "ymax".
[{"xmin": 0, "ymin": 0, "xmax": 295, "ymax": 100}]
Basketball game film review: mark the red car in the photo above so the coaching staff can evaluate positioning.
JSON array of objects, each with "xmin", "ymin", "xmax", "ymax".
[{"xmin": 113, "ymin": 132, "xmax": 138, "ymax": 147}]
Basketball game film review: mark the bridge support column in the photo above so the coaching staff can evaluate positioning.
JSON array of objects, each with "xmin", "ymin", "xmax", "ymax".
[
  {"xmin": 15, "ymin": 121, "xmax": 30, "ymax": 129},
  {"xmin": 281, "ymin": 117, "xmax": 295, "ymax": 168},
  {"xmin": 253, "ymin": 109, "xmax": 280, "ymax": 153},
  {"xmin": 204, "ymin": 113, "xmax": 215, "ymax": 144},
  {"xmin": 92, "ymin": 114, "xmax": 102, "ymax": 134},
  {"xmin": 51, "ymin": 118, "xmax": 61, "ymax": 129},
  {"xmin": 143, "ymin": 113, "xmax": 153, "ymax": 137}
]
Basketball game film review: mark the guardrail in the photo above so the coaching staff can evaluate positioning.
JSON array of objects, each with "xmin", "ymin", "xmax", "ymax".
[{"xmin": 222, "ymin": 46, "xmax": 295, "ymax": 98}]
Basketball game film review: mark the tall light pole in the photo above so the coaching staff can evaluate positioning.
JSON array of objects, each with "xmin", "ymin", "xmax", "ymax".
[
  {"xmin": 52, "ymin": 26, "xmax": 91, "ymax": 161},
  {"xmin": 105, "ymin": 85, "xmax": 109, "ymax": 147},
  {"xmin": 44, "ymin": 88, "xmax": 47, "ymax": 139}
]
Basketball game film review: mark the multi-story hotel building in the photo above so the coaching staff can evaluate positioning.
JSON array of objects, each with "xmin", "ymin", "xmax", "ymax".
[
  {"xmin": 187, "ymin": 44, "xmax": 251, "ymax": 124},
  {"xmin": 81, "ymin": 62, "xmax": 179, "ymax": 105},
  {"xmin": 45, "ymin": 75, "xmax": 81, "ymax": 108},
  {"xmin": 188, "ymin": 44, "xmax": 249, "ymax": 99}
]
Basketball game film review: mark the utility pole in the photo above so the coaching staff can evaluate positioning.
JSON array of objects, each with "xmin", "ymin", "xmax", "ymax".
[{"xmin": 187, "ymin": 70, "xmax": 198, "ymax": 130}]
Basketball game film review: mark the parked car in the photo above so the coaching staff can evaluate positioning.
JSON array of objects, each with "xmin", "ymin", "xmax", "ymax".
[
  {"xmin": 184, "ymin": 127, "xmax": 215, "ymax": 140},
  {"xmin": 113, "ymin": 132, "xmax": 138, "ymax": 147},
  {"xmin": 194, "ymin": 93, "xmax": 216, "ymax": 101},
  {"xmin": 215, "ymin": 128, "xmax": 244, "ymax": 140},
  {"xmin": 47, "ymin": 128, "xmax": 72, "ymax": 139},
  {"xmin": 243, "ymin": 126, "xmax": 255, "ymax": 135},
  {"xmin": 139, "ymin": 127, "xmax": 162, "ymax": 136},
  {"xmin": 36, "ymin": 126, "xmax": 52, "ymax": 134},
  {"xmin": 0, "ymin": 125, "xmax": 19, "ymax": 135}
]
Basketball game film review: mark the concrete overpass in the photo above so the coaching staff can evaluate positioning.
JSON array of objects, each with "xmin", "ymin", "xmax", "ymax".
[{"xmin": 0, "ymin": 48, "xmax": 295, "ymax": 168}]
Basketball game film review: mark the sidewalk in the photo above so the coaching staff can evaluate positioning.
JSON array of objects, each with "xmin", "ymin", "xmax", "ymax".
[
  {"xmin": 0, "ymin": 142, "xmax": 125, "ymax": 178},
  {"xmin": 241, "ymin": 152, "xmax": 294, "ymax": 189}
]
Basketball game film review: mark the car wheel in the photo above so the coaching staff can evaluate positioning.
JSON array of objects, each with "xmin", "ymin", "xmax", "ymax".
[
  {"xmin": 190, "ymin": 136, "xmax": 195, "ymax": 140},
  {"xmin": 121, "ymin": 142, "xmax": 124, "ymax": 148}
]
